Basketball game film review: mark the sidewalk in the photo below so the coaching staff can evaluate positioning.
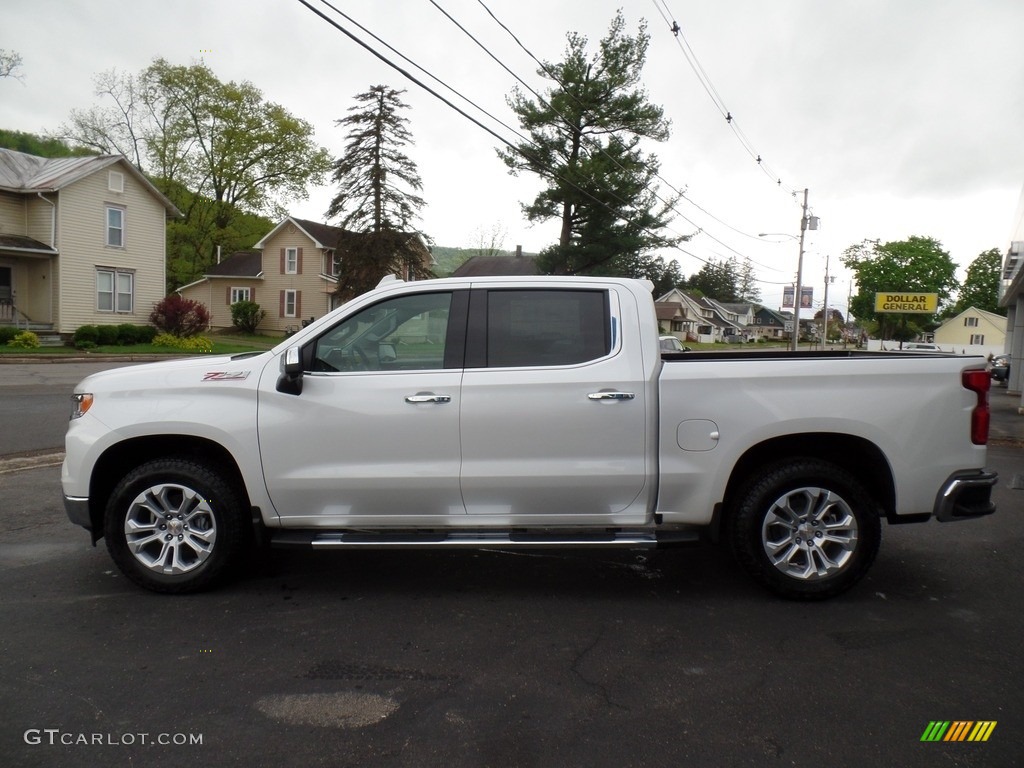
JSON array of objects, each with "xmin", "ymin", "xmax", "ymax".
[{"xmin": 989, "ymin": 386, "xmax": 1024, "ymax": 445}]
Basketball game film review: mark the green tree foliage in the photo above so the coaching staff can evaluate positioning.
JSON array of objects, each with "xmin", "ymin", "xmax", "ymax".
[
  {"xmin": 58, "ymin": 60, "xmax": 332, "ymax": 288},
  {"xmin": 0, "ymin": 129, "xmax": 95, "ymax": 158},
  {"xmin": 498, "ymin": 12, "xmax": 683, "ymax": 278},
  {"xmin": 952, "ymin": 248, "xmax": 1005, "ymax": 316},
  {"xmin": 841, "ymin": 236, "xmax": 959, "ymax": 339},
  {"xmin": 230, "ymin": 301, "xmax": 266, "ymax": 334},
  {"xmin": 325, "ymin": 86, "xmax": 433, "ymax": 301},
  {"xmin": 687, "ymin": 258, "xmax": 740, "ymax": 301},
  {"xmin": 737, "ymin": 257, "xmax": 762, "ymax": 302}
]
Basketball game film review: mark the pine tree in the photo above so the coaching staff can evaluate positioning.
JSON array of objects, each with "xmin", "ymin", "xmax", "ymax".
[
  {"xmin": 498, "ymin": 12, "xmax": 683, "ymax": 277},
  {"xmin": 326, "ymin": 86, "xmax": 433, "ymax": 300}
]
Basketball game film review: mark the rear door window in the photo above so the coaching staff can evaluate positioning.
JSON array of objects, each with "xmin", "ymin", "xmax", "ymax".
[{"xmin": 484, "ymin": 289, "xmax": 610, "ymax": 367}]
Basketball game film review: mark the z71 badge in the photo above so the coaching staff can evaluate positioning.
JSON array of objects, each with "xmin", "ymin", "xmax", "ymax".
[{"xmin": 202, "ymin": 371, "xmax": 251, "ymax": 381}]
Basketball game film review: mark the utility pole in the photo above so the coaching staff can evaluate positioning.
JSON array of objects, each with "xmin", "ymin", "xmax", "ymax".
[
  {"xmin": 792, "ymin": 189, "xmax": 816, "ymax": 352},
  {"xmin": 821, "ymin": 253, "xmax": 831, "ymax": 345}
]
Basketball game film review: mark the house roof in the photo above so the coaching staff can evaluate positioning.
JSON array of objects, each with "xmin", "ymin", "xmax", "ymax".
[
  {"xmin": 451, "ymin": 254, "xmax": 538, "ymax": 276},
  {"xmin": 255, "ymin": 216, "xmax": 433, "ymax": 263},
  {"xmin": 0, "ymin": 233, "xmax": 58, "ymax": 255},
  {"xmin": 205, "ymin": 250, "xmax": 263, "ymax": 278},
  {"xmin": 0, "ymin": 148, "xmax": 181, "ymax": 216},
  {"xmin": 654, "ymin": 301, "xmax": 684, "ymax": 321}
]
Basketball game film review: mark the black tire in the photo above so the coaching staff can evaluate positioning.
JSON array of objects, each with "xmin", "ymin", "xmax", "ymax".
[
  {"xmin": 104, "ymin": 458, "xmax": 247, "ymax": 594},
  {"xmin": 728, "ymin": 458, "xmax": 881, "ymax": 600}
]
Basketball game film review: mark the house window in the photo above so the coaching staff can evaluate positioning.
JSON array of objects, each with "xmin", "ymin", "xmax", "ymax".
[
  {"xmin": 108, "ymin": 171, "xmax": 124, "ymax": 193},
  {"xmin": 231, "ymin": 287, "xmax": 251, "ymax": 304},
  {"xmin": 964, "ymin": 316, "xmax": 979, "ymax": 327},
  {"xmin": 970, "ymin": 334, "xmax": 985, "ymax": 345},
  {"xmin": 106, "ymin": 207, "xmax": 124, "ymax": 247},
  {"xmin": 284, "ymin": 248, "xmax": 298, "ymax": 274},
  {"xmin": 324, "ymin": 252, "xmax": 340, "ymax": 276},
  {"xmin": 282, "ymin": 289, "xmax": 299, "ymax": 318},
  {"xmin": 97, "ymin": 268, "xmax": 134, "ymax": 313}
]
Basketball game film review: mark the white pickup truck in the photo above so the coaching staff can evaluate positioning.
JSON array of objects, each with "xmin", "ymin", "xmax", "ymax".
[{"xmin": 62, "ymin": 276, "xmax": 997, "ymax": 599}]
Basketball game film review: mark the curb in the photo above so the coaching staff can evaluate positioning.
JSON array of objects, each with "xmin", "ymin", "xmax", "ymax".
[{"xmin": 0, "ymin": 450, "xmax": 64, "ymax": 474}]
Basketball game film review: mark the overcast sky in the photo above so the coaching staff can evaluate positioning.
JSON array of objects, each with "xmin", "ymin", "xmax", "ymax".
[{"xmin": 3, "ymin": 0, "xmax": 1023, "ymax": 312}]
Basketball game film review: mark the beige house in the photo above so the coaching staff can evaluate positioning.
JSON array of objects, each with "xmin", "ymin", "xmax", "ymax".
[
  {"xmin": 0, "ymin": 148, "xmax": 179, "ymax": 335},
  {"xmin": 178, "ymin": 216, "xmax": 433, "ymax": 333},
  {"xmin": 933, "ymin": 307, "xmax": 1006, "ymax": 353}
]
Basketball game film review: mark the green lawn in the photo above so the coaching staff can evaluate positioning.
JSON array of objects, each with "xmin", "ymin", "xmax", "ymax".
[{"xmin": 0, "ymin": 330, "xmax": 281, "ymax": 357}]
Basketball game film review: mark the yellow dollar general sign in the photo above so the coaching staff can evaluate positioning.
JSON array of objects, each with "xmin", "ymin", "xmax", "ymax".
[
  {"xmin": 874, "ymin": 292, "xmax": 938, "ymax": 313},
  {"xmin": 920, "ymin": 721, "xmax": 997, "ymax": 742}
]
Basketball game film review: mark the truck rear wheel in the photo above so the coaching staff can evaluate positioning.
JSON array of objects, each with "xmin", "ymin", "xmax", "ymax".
[
  {"xmin": 104, "ymin": 458, "xmax": 247, "ymax": 593},
  {"xmin": 729, "ymin": 459, "xmax": 880, "ymax": 600}
]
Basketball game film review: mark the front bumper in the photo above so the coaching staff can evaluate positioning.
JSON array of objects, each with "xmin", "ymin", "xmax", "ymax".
[
  {"xmin": 63, "ymin": 494, "xmax": 92, "ymax": 530},
  {"xmin": 933, "ymin": 470, "xmax": 998, "ymax": 522}
]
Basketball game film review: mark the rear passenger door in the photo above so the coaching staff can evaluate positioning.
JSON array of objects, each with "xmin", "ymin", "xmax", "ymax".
[{"xmin": 459, "ymin": 286, "xmax": 651, "ymax": 524}]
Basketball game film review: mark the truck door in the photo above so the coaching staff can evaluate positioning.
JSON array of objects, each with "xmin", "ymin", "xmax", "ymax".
[
  {"xmin": 257, "ymin": 290, "xmax": 467, "ymax": 524},
  {"xmin": 459, "ymin": 287, "xmax": 651, "ymax": 524}
]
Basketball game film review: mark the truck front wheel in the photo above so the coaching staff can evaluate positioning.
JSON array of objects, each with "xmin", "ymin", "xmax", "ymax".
[
  {"xmin": 104, "ymin": 458, "xmax": 247, "ymax": 593},
  {"xmin": 729, "ymin": 459, "xmax": 881, "ymax": 600}
]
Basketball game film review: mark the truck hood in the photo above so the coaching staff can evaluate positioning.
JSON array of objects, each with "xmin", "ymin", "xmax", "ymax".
[{"xmin": 74, "ymin": 352, "xmax": 275, "ymax": 394}]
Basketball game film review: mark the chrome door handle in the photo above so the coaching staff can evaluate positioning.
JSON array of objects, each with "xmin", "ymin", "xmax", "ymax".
[
  {"xmin": 587, "ymin": 392, "xmax": 635, "ymax": 401},
  {"xmin": 405, "ymin": 394, "xmax": 452, "ymax": 404}
]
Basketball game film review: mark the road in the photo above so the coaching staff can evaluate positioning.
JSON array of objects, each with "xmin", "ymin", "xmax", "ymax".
[
  {"xmin": 1, "ymin": 443, "xmax": 1021, "ymax": 767},
  {"xmin": 0, "ymin": 361, "xmax": 143, "ymax": 456}
]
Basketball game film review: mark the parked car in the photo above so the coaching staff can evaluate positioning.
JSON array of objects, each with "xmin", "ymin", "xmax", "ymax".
[
  {"xmin": 989, "ymin": 354, "xmax": 1010, "ymax": 383},
  {"xmin": 659, "ymin": 335, "xmax": 690, "ymax": 353},
  {"xmin": 900, "ymin": 342, "xmax": 944, "ymax": 352}
]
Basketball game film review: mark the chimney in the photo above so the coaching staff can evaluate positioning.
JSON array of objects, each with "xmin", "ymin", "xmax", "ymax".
[{"xmin": 515, "ymin": 245, "xmax": 523, "ymax": 258}]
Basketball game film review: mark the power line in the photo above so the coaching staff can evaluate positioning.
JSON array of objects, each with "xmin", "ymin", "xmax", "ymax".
[{"xmin": 650, "ymin": 0, "xmax": 799, "ymax": 198}]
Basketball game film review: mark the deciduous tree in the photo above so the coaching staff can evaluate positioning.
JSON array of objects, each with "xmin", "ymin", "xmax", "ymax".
[
  {"xmin": 57, "ymin": 60, "xmax": 332, "ymax": 288},
  {"xmin": 841, "ymin": 236, "xmax": 959, "ymax": 339},
  {"xmin": 952, "ymin": 248, "xmax": 1004, "ymax": 316}
]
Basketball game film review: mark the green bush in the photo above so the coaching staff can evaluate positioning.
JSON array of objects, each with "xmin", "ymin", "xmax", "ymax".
[
  {"xmin": 72, "ymin": 325, "xmax": 100, "ymax": 349},
  {"xmin": 0, "ymin": 326, "xmax": 18, "ymax": 345},
  {"xmin": 96, "ymin": 325, "xmax": 120, "ymax": 346},
  {"xmin": 116, "ymin": 323, "xmax": 140, "ymax": 345},
  {"xmin": 7, "ymin": 331, "xmax": 40, "ymax": 348},
  {"xmin": 135, "ymin": 325, "xmax": 157, "ymax": 344},
  {"xmin": 153, "ymin": 332, "xmax": 214, "ymax": 353},
  {"xmin": 230, "ymin": 301, "xmax": 266, "ymax": 334}
]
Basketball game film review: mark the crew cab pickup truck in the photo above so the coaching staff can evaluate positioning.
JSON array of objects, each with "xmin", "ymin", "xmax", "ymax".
[{"xmin": 62, "ymin": 276, "xmax": 997, "ymax": 599}]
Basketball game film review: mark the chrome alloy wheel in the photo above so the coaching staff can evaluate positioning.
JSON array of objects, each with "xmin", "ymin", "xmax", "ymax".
[
  {"xmin": 761, "ymin": 486, "xmax": 858, "ymax": 581},
  {"xmin": 123, "ymin": 483, "xmax": 218, "ymax": 575}
]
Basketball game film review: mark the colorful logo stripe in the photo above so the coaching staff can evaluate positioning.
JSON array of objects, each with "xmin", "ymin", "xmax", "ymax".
[{"xmin": 921, "ymin": 721, "xmax": 996, "ymax": 742}]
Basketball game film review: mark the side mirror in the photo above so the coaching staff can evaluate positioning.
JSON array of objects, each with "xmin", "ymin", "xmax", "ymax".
[{"xmin": 276, "ymin": 345, "xmax": 303, "ymax": 395}]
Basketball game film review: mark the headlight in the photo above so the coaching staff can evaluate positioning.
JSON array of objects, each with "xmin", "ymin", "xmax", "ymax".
[{"xmin": 70, "ymin": 393, "xmax": 94, "ymax": 420}]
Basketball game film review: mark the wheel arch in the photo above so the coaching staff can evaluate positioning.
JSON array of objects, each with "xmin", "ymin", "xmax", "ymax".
[
  {"xmin": 88, "ymin": 436, "xmax": 250, "ymax": 541},
  {"xmin": 722, "ymin": 433, "xmax": 896, "ymax": 522}
]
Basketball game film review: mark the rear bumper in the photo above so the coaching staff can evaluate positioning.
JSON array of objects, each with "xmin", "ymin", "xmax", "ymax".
[{"xmin": 933, "ymin": 470, "xmax": 998, "ymax": 521}]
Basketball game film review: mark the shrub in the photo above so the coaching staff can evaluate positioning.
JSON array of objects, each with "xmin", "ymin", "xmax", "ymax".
[
  {"xmin": 116, "ymin": 323, "xmax": 140, "ymax": 345},
  {"xmin": 7, "ymin": 331, "xmax": 40, "ymax": 349},
  {"xmin": 135, "ymin": 324, "xmax": 158, "ymax": 344},
  {"xmin": 0, "ymin": 326, "xmax": 18, "ymax": 345},
  {"xmin": 149, "ymin": 295, "xmax": 211, "ymax": 337},
  {"xmin": 230, "ymin": 300, "xmax": 266, "ymax": 334},
  {"xmin": 96, "ymin": 325, "xmax": 120, "ymax": 346},
  {"xmin": 153, "ymin": 332, "xmax": 214, "ymax": 353},
  {"xmin": 72, "ymin": 325, "xmax": 100, "ymax": 349}
]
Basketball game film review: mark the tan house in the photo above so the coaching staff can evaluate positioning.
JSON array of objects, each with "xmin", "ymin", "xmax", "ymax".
[
  {"xmin": 178, "ymin": 216, "xmax": 434, "ymax": 333},
  {"xmin": 0, "ymin": 148, "xmax": 179, "ymax": 335},
  {"xmin": 933, "ymin": 307, "xmax": 1006, "ymax": 353}
]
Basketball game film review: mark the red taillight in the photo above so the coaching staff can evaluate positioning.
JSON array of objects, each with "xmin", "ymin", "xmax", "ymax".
[{"xmin": 962, "ymin": 369, "xmax": 991, "ymax": 445}]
